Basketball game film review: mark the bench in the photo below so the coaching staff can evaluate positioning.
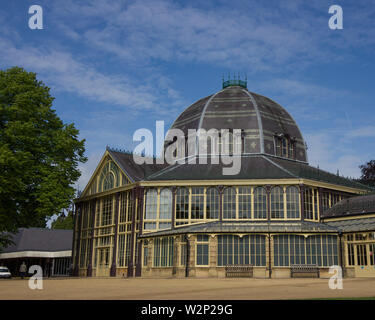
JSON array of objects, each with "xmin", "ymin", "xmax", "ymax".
[
  {"xmin": 225, "ymin": 265, "xmax": 253, "ymax": 278},
  {"xmin": 290, "ymin": 264, "xmax": 319, "ymax": 278}
]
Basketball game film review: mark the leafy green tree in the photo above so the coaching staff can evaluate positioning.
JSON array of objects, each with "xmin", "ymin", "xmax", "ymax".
[
  {"xmin": 359, "ymin": 160, "xmax": 375, "ymax": 187},
  {"xmin": 0, "ymin": 67, "xmax": 87, "ymax": 248},
  {"xmin": 51, "ymin": 210, "xmax": 74, "ymax": 230}
]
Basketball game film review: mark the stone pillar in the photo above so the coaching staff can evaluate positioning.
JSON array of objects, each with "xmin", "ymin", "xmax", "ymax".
[
  {"xmin": 172, "ymin": 235, "xmax": 180, "ymax": 276},
  {"xmin": 87, "ymin": 199, "xmax": 97, "ymax": 277},
  {"xmin": 187, "ymin": 234, "xmax": 196, "ymax": 277},
  {"xmin": 209, "ymin": 235, "xmax": 218, "ymax": 276},
  {"xmin": 110, "ymin": 193, "xmax": 120, "ymax": 277}
]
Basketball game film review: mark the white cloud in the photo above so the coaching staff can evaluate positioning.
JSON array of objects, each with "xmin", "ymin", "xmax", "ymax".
[
  {"xmin": 50, "ymin": 0, "xmax": 341, "ymax": 72},
  {"xmin": 345, "ymin": 126, "xmax": 375, "ymax": 139},
  {"xmin": 0, "ymin": 38, "xmax": 161, "ymax": 111},
  {"xmin": 305, "ymin": 125, "xmax": 375, "ymax": 179}
]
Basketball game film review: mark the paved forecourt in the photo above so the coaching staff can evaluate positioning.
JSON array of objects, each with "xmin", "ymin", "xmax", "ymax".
[{"xmin": 0, "ymin": 277, "xmax": 374, "ymax": 300}]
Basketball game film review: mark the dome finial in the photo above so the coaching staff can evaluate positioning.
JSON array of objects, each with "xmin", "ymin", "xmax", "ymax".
[{"xmin": 222, "ymin": 72, "xmax": 247, "ymax": 89}]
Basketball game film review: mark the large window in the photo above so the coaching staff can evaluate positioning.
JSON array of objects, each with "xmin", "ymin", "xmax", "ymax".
[
  {"xmin": 176, "ymin": 188, "xmax": 189, "ymax": 224},
  {"xmin": 144, "ymin": 189, "xmax": 158, "ymax": 230},
  {"xmin": 273, "ymin": 235, "xmax": 338, "ymax": 267},
  {"xmin": 206, "ymin": 188, "xmax": 219, "ymax": 219},
  {"xmin": 153, "ymin": 237, "xmax": 174, "ymax": 267},
  {"xmin": 286, "ymin": 186, "xmax": 300, "ymax": 219},
  {"xmin": 217, "ymin": 235, "xmax": 266, "ymax": 266},
  {"xmin": 144, "ymin": 188, "xmax": 172, "ymax": 230},
  {"xmin": 223, "ymin": 187, "xmax": 236, "ymax": 219},
  {"xmin": 253, "ymin": 187, "xmax": 267, "ymax": 219},
  {"xmin": 101, "ymin": 196, "xmax": 113, "ymax": 226},
  {"xmin": 304, "ymin": 188, "xmax": 314, "ymax": 220},
  {"xmin": 321, "ymin": 191, "xmax": 330, "ymax": 213},
  {"xmin": 79, "ymin": 239, "xmax": 88, "ymax": 268},
  {"xmin": 143, "ymin": 241, "xmax": 149, "ymax": 267},
  {"xmin": 271, "ymin": 186, "xmax": 284, "ymax": 219},
  {"xmin": 180, "ymin": 239, "xmax": 187, "ymax": 266},
  {"xmin": 346, "ymin": 233, "xmax": 375, "ymax": 267},
  {"xmin": 145, "ymin": 189, "xmax": 158, "ymax": 220},
  {"xmin": 238, "ymin": 187, "xmax": 251, "ymax": 219},
  {"xmin": 196, "ymin": 235, "xmax": 209, "ymax": 266},
  {"xmin": 356, "ymin": 245, "xmax": 368, "ymax": 266},
  {"xmin": 117, "ymin": 234, "xmax": 126, "ymax": 267},
  {"xmin": 191, "ymin": 187, "xmax": 204, "ymax": 220},
  {"xmin": 159, "ymin": 189, "xmax": 172, "ymax": 219}
]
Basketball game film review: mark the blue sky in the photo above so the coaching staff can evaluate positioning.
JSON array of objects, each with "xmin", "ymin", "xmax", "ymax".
[{"xmin": 1, "ymin": 0, "xmax": 375, "ymax": 191}]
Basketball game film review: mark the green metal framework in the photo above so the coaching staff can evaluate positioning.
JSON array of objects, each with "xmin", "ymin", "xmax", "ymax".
[{"xmin": 222, "ymin": 79, "xmax": 247, "ymax": 89}]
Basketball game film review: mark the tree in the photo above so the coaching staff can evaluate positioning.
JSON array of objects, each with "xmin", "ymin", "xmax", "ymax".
[
  {"xmin": 51, "ymin": 210, "xmax": 74, "ymax": 230},
  {"xmin": 0, "ymin": 67, "xmax": 87, "ymax": 247},
  {"xmin": 359, "ymin": 160, "xmax": 375, "ymax": 187}
]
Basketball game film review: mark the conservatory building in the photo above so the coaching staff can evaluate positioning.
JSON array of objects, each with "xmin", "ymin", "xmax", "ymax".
[{"xmin": 73, "ymin": 80, "xmax": 375, "ymax": 278}]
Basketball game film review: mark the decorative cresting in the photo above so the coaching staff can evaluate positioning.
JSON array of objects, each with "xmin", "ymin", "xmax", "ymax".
[
  {"xmin": 167, "ymin": 81, "xmax": 308, "ymax": 162},
  {"xmin": 222, "ymin": 74, "xmax": 247, "ymax": 89}
]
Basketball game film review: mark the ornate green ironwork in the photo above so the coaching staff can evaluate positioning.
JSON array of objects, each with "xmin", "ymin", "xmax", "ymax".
[{"xmin": 222, "ymin": 79, "xmax": 247, "ymax": 89}]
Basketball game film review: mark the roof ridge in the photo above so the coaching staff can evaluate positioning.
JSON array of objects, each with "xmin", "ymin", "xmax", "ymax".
[
  {"xmin": 262, "ymin": 155, "xmax": 298, "ymax": 178},
  {"xmin": 242, "ymin": 89, "xmax": 265, "ymax": 153}
]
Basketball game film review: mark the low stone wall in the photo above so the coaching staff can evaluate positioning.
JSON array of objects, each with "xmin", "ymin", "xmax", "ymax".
[
  {"xmin": 116, "ymin": 267, "xmax": 128, "ymax": 277},
  {"xmin": 78, "ymin": 268, "xmax": 87, "ymax": 277}
]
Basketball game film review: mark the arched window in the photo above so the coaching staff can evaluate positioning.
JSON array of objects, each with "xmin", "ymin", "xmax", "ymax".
[
  {"xmin": 282, "ymin": 138, "xmax": 288, "ymax": 157},
  {"xmin": 159, "ymin": 189, "xmax": 172, "ymax": 219},
  {"xmin": 206, "ymin": 188, "xmax": 219, "ymax": 219},
  {"xmin": 253, "ymin": 187, "xmax": 267, "ymax": 219},
  {"xmin": 99, "ymin": 160, "xmax": 121, "ymax": 192},
  {"xmin": 223, "ymin": 187, "xmax": 236, "ymax": 219},
  {"xmin": 271, "ymin": 186, "xmax": 284, "ymax": 219},
  {"xmin": 286, "ymin": 186, "xmax": 300, "ymax": 219},
  {"xmin": 176, "ymin": 188, "xmax": 189, "ymax": 222},
  {"xmin": 274, "ymin": 135, "xmax": 296, "ymax": 159},
  {"xmin": 145, "ymin": 189, "xmax": 158, "ymax": 220},
  {"xmin": 238, "ymin": 186, "xmax": 251, "ymax": 219},
  {"xmin": 103, "ymin": 172, "xmax": 114, "ymax": 191}
]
